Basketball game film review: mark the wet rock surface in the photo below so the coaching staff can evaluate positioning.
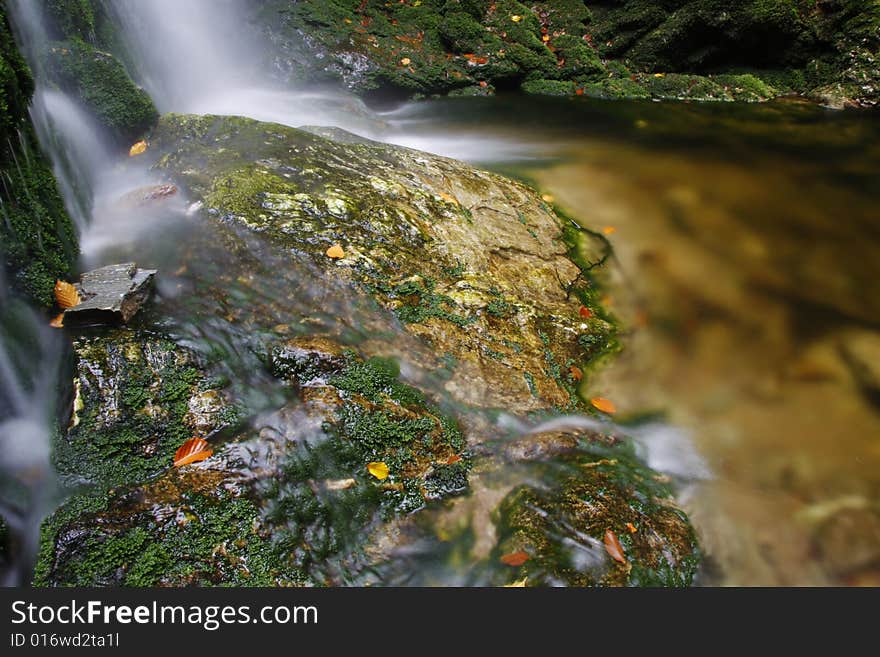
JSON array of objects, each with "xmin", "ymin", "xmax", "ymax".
[
  {"xmin": 35, "ymin": 113, "xmax": 701, "ymax": 587},
  {"xmin": 64, "ymin": 263, "xmax": 156, "ymax": 325}
]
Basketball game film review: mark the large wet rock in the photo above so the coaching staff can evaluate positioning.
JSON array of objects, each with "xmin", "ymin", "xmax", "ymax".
[
  {"xmin": 35, "ymin": 114, "xmax": 701, "ymax": 587},
  {"xmin": 149, "ymin": 113, "xmax": 616, "ymax": 414}
]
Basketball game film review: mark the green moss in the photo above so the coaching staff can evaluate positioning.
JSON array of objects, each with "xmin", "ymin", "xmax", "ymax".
[
  {"xmin": 44, "ymin": 0, "xmax": 96, "ymax": 41},
  {"xmin": 391, "ymin": 276, "xmax": 474, "ymax": 328},
  {"xmin": 44, "ymin": 39, "xmax": 157, "ymax": 145},
  {"xmin": 521, "ymin": 78, "xmax": 576, "ymax": 96},
  {"xmin": 55, "ymin": 333, "xmax": 234, "ymax": 490},
  {"xmin": 36, "ymin": 491, "xmax": 302, "ymax": 586},
  {"xmin": 490, "ymin": 447, "xmax": 701, "ymax": 587}
]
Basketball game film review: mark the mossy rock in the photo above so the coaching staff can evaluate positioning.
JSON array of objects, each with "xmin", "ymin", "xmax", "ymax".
[
  {"xmin": 149, "ymin": 113, "xmax": 617, "ymax": 414},
  {"xmin": 36, "ymin": 336, "xmax": 473, "ymax": 586},
  {"xmin": 44, "ymin": 39, "xmax": 157, "ymax": 146},
  {"xmin": 488, "ymin": 443, "xmax": 700, "ymax": 587}
]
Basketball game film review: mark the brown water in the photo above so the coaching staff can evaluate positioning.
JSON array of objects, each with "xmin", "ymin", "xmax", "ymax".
[{"xmin": 392, "ymin": 96, "xmax": 880, "ymax": 585}]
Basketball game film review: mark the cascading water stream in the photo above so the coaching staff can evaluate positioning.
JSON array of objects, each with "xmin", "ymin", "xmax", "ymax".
[{"xmin": 0, "ymin": 0, "xmax": 712, "ymax": 586}]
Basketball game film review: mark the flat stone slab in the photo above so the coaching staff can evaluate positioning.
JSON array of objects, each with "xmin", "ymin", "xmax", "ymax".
[{"xmin": 64, "ymin": 263, "xmax": 156, "ymax": 325}]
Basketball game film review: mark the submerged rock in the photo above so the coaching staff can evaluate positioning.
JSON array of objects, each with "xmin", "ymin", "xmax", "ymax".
[{"xmin": 64, "ymin": 263, "xmax": 156, "ymax": 325}]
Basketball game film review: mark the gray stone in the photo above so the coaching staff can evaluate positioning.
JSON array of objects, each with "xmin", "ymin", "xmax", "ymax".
[{"xmin": 64, "ymin": 263, "xmax": 156, "ymax": 325}]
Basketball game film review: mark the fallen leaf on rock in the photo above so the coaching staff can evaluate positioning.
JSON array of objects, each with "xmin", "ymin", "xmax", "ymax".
[
  {"xmin": 569, "ymin": 366, "xmax": 583, "ymax": 382},
  {"xmin": 500, "ymin": 551, "xmax": 530, "ymax": 566},
  {"xmin": 446, "ymin": 454, "xmax": 462, "ymax": 465},
  {"xmin": 326, "ymin": 244, "xmax": 345, "ymax": 259},
  {"xmin": 368, "ymin": 461, "xmax": 390, "ymax": 480},
  {"xmin": 173, "ymin": 437, "xmax": 213, "ymax": 467},
  {"xmin": 604, "ymin": 529, "xmax": 627, "ymax": 563},
  {"xmin": 591, "ymin": 397, "xmax": 617, "ymax": 414},
  {"xmin": 541, "ymin": 194, "xmax": 554, "ymax": 203},
  {"xmin": 54, "ymin": 280, "xmax": 81, "ymax": 309},
  {"xmin": 626, "ymin": 522, "xmax": 637, "ymax": 533},
  {"xmin": 128, "ymin": 140, "xmax": 147, "ymax": 156},
  {"xmin": 400, "ymin": 57, "xmax": 411, "ymax": 66},
  {"xmin": 579, "ymin": 305, "xmax": 592, "ymax": 319},
  {"xmin": 49, "ymin": 313, "xmax": 65, "ymax": 329}
]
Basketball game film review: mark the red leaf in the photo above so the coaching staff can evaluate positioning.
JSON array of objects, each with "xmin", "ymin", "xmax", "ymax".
[
  {"xmin": 579, "ymin": 305, "xmax": 593, "ymax": 318},
  {"xmin": 604, "ymin": 529, "xmax": 627, "ymax": 563},
  {"xmin": 173, "ymin": 438, "xmax": 213, "ymax": 467},
  {"xmin": 500, "ymin": 551, "xmax": 530, "ymax": 567}
]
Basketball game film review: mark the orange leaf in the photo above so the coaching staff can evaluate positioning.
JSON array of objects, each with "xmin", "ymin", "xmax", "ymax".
[
  {"xmin": 604, "ymin": 529, "xmax": 627, "ymax": 563},
  {"xmin": 54, "ymin": 280, "xmax": 81, "ymax": 309},
  {"xmin": 128, "ymin": 140, "xmax": 147, "ymax": 157},
  {"xmin": 578, "ymin": 305, "xmax": 592, "ymax": 319},
  {"xmin": 569, "ymin": 366, "xmax": 583, "ymax": 382},
  {"xmin": 602, "ymin": 226, "xmax": 617, "ymax": 235},
  {"xmin": 591, "ymin": 397, "xmax": 617, "ymax": 414},
  {"xmin": 367, "ymin": 461, "xmax": 390, "ymax": 480},
  {"xmin": 173, "ymin": 438, "xmax": 213, "ymax": 467},
  {"xmin": 49, "ymin": 313, "xmax": 65, "ymax": 329},
  {"xmin": 500, "ymin": 551, "xmax": 530, "ymax": 567},
  {"xmin": 326, "ymin": 244, "xmax": 345, "ymax": 259},
  {"xmin": 479, "ymin": 80, "xmax": 488, "ymax": 87},
  {"xmin": 575, "ymin": 88, "xmax": 584, "ymax": 96},
  {"xmin": 446, "ymin": 454, "xmax": 462, "ymax": 465},
  {"xmin": 626, "ymin": 522, "xmax": 637, "ymax": 534}
]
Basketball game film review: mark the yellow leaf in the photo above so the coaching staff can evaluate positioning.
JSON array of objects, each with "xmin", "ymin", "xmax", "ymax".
[
  {"xmin": 400, "ymin": 57, "xmax": 411, "ymax": 66},
  {"xmin": 129, "ymin": 140, "xmax": 147, "ymax": 156},
  {"xmin": 504, "ymin": 578, "xmax": 528, "ymax": 587},
  {"xmin": 511, "ymin": 15, "xmax": 523, "ymax": 22},
  {"xmin": 540, "ymin": 193, "xmax": 554, "ymax": 203},
  {"xmin": 326, "ymin": 244, "xmax": 345, "ymax": 259},
  {"xmin": 591, "ymin": 397, "xmax": 617, "ymax": 414},
  {"xmin": 54, "ymin": 280, "xmax": 81, "ymax": 309},
  {"xmin": 654, "ymin": 73, "xmax": 666, "ymax": 78},
  {"xmin": 367, "ymin": 461, "xmax": 390, "ymax": 480}
]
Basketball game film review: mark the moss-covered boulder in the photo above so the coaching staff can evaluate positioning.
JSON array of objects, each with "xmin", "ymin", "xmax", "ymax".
[
  {"xmin": 488, "ymin": 436, "xmax": 699, "ymax": 587},
  {"xmin": 148, "ymin": 114, "xmax": 616, "ymax": 414},
  {"xmin": 35, "ymin": 113, "xmax": 700, "ymax": 587},
  {"xmin": 43, "ymin": 39, "xmax": 157, "ymax": 146},
  {"xmin": 0, "ymin": 3, "xmax": 78, "ymax": 307}
]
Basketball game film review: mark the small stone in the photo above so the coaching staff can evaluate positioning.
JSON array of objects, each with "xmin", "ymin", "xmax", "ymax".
[{"xmin": 64, "ymin": 263, "xmax": 156, "ymax": 325}]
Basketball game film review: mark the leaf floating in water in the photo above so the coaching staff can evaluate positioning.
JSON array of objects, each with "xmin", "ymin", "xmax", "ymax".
[
  {"xmin": 604, "ymin": 529, "xmax": 627, "ymax": 563},
  {"xmin": 173, "ymin": 437, "xmax": 213, "ymax": 467},
  {"xmin": 326, "ymin": 244, "xmax": 345, "ymax": 259},
  {"xmin": 500, "ymin": 551, "xmax": 530, "ymax": 567},
  {"xmin": 591, "ymin": 397, "xmax": 617, "ymax": 414},
  {"xmin": 129, "ymin": 140, "xmax": 148, "ymax": 156},
  {"xmin": 602, "ymin": 226, "xmax": 617, "ymax": 235},
  {"xmin": 504, "ymin": 578, "xmax": 528, "ymax": 587},
  {"xmin": 54, "ymin": 280, "xmax": 81, "ymax": 309},
  {"xmin": 367, "ymin": 461, "xmax": 390, "ymax": 480},
  {"xmin": 49, "ymin": 313, "xmax": 65, "ymax": 329},
  {"xmin": 579, "ymin": 305, "xmax": 593, "ymax": 319}
]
